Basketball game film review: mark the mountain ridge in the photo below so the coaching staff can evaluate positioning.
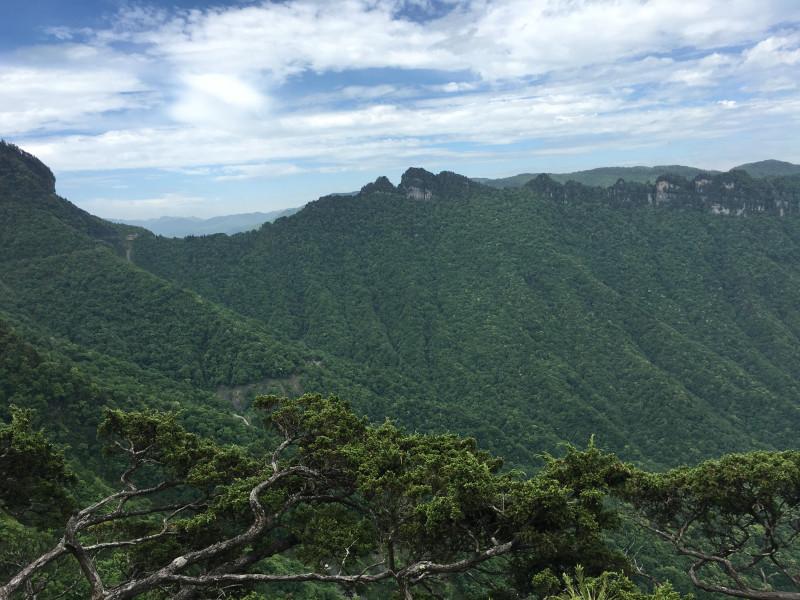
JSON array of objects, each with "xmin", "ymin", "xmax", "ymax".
[
  {"xmin": 115, "ymin": 208, "xmax": 302, "ymax": 237},
  {"xmin": 474, "ymin": 158, "xmax": 800, "ymax": 189},
  {"xmin": 130, "ymin": 165, "xmax": 800, "ymax": 469},
  {"xmin": 5, "ymin": 144, "xmax": 800, "ymax": 472}
]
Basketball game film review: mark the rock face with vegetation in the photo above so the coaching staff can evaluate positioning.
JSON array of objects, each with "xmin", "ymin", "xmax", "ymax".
[
  {"xmin": 525, "ymin": 170, "xmax": 800, "ymax": 216},
  {"xmin": 3, "ymin": 142, "xmax": 800, "ymax": 599}
]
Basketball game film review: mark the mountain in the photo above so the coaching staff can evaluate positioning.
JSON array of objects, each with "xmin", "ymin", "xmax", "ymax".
[
  {"xmin": 474, "ymin": 164, "xmax": 716, "ymax": 188},
  {"xmin": 474, "ymin": 160, "xmax": 800, "ymax": 189},
  {"xmin": 0, "ymin": 142, "xmax": 456, "ymax": 466},
  {"xmin": 116, "ymin": 208, "xmax": 302, "ymax": 237},
  {"xmin": 5, "ymin": 140, "xmax": 800, "ymax": 473},
  {"xmin": 130, "ymin": 166, "xmax": 800, "ymax": 469},
  {"xmin": 6, "ymin": 144, "xmax": 800, "ymax": 597},
  {"xmin": 733, "ymin": 159, "xmax": 800, "ymax": 177}
]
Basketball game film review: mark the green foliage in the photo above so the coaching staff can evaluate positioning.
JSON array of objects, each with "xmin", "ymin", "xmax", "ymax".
[
  {"xmin": 547, "ymin": 566, "xmax": 686, "ymax": 600},
  {"xmin": 0, "ymin": 406, "xmax": 74, "ymax": 527},
  {"xmin": 0, "ymin": 397, "xmax": 635, "ymax": 600},
  {"xmin": 131, "ymin": 168, "xmax": 800, "ymax": 470},
  {"xmin": 5, "ymin": 145, "xmax": 800, "ymax": 599},
  {"xmin": 623, "ymin": 451, "xmax": 800, "ymax": 598}
]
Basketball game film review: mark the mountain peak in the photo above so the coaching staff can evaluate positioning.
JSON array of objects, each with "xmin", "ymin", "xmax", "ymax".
[
  {"xmin": 360, "ymin": 175, "xmax": 397, "ymax": 195},
  {"xmin": 398, "ymin": 167, "xmax": 476, "ymax": 200},
  {"xmin": 0, "ymin": 140, "xmax": 56, "ymax": 194},
  {"xmin": 733, "ymin": 159, "xmax": 800, "ymax": 178}
]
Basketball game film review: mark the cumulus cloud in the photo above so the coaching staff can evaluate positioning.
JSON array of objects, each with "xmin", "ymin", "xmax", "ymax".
[
  {"xmin": 79, "ymin": 192, "xmax": 211, "ymax": 219},
  {"xmin": 3, "ymin": 0, "xmax": 800, "ymax": 184}
]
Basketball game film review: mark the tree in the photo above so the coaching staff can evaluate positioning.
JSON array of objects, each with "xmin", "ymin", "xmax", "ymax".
[
  {"xmin": 0, "ymin": 406, "xmax": 74, "ymax": 528},
  {"xmin": 543, "ymin": 565, "xmax": 684, "ymax": 600},
  {"xmin": 624, "ymin": 451, "xmax": 800, "ymax": 600},
  {"xmin": 0, "ymin": 395, "xmax": 628, "ymax": 600}
]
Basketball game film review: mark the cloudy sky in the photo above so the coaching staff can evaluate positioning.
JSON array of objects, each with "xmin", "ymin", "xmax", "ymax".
[{"xmin": 2, "ymin": 0, "xmax": 799, "ymax": 218}]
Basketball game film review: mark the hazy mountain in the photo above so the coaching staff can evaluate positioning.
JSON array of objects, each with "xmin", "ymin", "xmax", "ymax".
[
  {"xmin": 472, "ymin": 160, "xmax": 800, "ymax": 189},
  {"xmin": 116, "ymin": 207, "xmax": 302, "ymax": 237},
  {"xmin": 474, "ymin": 164, "xmax": 716, "ymax": 188},
  {"xmin": 732, "ymin": 159, "xmax": 800, "ymax": 177}
]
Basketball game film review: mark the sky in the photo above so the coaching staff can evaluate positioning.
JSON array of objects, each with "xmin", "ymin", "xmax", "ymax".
[{"xmin": 1, "ymin": 0, "xmax": 799, "ymax": 218}]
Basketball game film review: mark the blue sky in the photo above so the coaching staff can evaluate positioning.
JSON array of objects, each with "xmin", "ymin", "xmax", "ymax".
[{"xmin": 2, "ymin": 0, "xmax": 799, "ymax": 218}]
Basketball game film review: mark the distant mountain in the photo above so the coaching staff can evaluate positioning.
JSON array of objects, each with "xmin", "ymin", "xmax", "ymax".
[
  {"xmin": 733, "ymin": 159, "xmax": 800, "ymax": 178},
  {"xmin": 475, "ymin": 165, "xmax": 716, "ymax": 188},
  {"xmin": 116, "ymin": 208, "xmax": 302, "ymax": 237},
  {"xmin": 475, "ymin": 160, "xmax": 800, "ymax": 189}
]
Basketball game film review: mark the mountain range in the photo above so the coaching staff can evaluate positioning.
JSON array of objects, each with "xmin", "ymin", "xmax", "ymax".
[
  {"xmin": 474, "ymin": 158, "xmax": 800, "ymax": 188},
  {"xmin": 115, "ymin": 208, "xmax": 302, "ymax": 237},
  {"xmin": 103, "ymin": 161, "xmax": 800, "ymax": 238},
  {"xmin": 3, "ymin": 140, "xmax": 800, "ymax": 477},
  {"xmin": 5, "ymin": 140, "xmax": 800, "ymax": 597}
]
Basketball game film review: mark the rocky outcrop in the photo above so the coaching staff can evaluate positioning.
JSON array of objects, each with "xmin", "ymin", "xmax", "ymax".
[
  {"xmin": 398, "ymin": 168, "xmax": 477, "ymax": 201},
  {"xmin": 524, "ymin": 169, "xmax": 800, "ymax": 217},
  {"xmin": 359, "ymin": 175, "xmax": 397, "ymax": 195}
]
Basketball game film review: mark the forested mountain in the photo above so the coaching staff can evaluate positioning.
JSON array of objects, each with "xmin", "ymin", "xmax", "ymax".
[
  {"xmin": 116, "ymin": 208, "xmax": 302, "ymax": 237},
  {"xmin": 129, "ymin": 166, "xmax": 800, "ymax": 470},
  {"xmin": 5, "ymin": 142, "xmax": 800, "ymax": 598},
  {"xmin": 0, "ymin": 142, "xmax": 466, "ymax": 463},
  {"xmin": 734, "ymin": 159, "xmax": 800, "ymax": 177},
  {"xmin": 474, "ymin": 165, "xmax": 714, "ymax": 188},
  {"xmin": 475, "ymin": 159, "xmax": 800, "ymax": 189},
  {"xmin": 5, "ymin": 139, "xmax": 800, "ymax": 470}
]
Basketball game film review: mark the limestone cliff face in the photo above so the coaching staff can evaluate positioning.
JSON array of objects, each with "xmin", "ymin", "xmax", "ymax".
[
  {"xmin": 525, "ymin": 170, "xmax": 800, "ymax": 217},
  {"xmin": 356, "ymin": 165, "xmax": 800, "ymax": 218},
  {"xmin": 395, "ymin": 168, "xmax": 476, "ymax": 201}
]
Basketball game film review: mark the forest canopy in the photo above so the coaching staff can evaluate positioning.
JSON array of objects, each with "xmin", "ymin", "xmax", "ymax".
[{"xmin": 3, "ymin": 396, "xmax": 800, "ymax": 600}]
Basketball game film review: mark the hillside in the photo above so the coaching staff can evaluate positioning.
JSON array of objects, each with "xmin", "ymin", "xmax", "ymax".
[
  {"xmin": 0, "ymin": 143, "xmax": 465, "ymax": 461},
  {"xmin": 733, "ymin": 159, "xmax": 800, "ymax": 177},
  {"xmin": 5, "ymin": 145, "xmax": 800, "ymax": 597},
  {"xmin": 475, "ymin": 164, "xmax": 715, "ymax": 188},
  {"xmin": 5, "ymin": 141, "xmax": 800, "ymax": 472},
  {"xmin": 116, "ymin": 208, "xmax": 302, "ymax": 237},
  {"xmin": 475, "ymin": 160, "xmax": 800, "ymax": 189},
  {"xmin": 131, "ymin": 166, "xmax": 800, "ymax": 470}
]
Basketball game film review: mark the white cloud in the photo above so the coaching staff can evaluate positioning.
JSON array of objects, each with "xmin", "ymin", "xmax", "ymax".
[
  {"xmin": 4, "ymin": 0, "xmax": 800, "ymax": 183},
  {"xmin": 115, "ymin": 0, "xmax": 800, "ymax": 81},
  {"xmin": 0, "ymin": 41, "xmax": 157, "ymax": 135},
  {"xmin": 215, "ymin": 162, "xmax": 305, "ymax": 181},
  {"xmin": 80, "ymin": 192, "xmax": 211, "ymax": 219},
  {"xmin": 743, "ymin": 32, "xmax": 800, "ymax": 68}
]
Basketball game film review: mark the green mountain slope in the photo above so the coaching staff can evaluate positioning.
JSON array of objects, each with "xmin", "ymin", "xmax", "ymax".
[
  {"xmin": 0, "ymin": 143, "xmax": 465, "ymax": 460},
  {"xmin": 733, "ymin": 159, "xmax": 800, "ymax": 177},
  {"xmin": 474, "ymin": 159, "xmax": 800, "ymax": 189},
  {"xmin": 5, "ymin": 140, "xmax": 800, "ymax": 471},
  {"xmin": 130, "ymin": 168, "xmax": 800, "ymax": 469}
]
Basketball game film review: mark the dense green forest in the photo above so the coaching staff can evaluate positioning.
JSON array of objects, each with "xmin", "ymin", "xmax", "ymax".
[
  {"xmin": 132, "ymin": 166, "xmax": 800, "ymax": 469},
  {"xmin": 3, "ymin": 141, "xmax": 800, "ymax": 599}
]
